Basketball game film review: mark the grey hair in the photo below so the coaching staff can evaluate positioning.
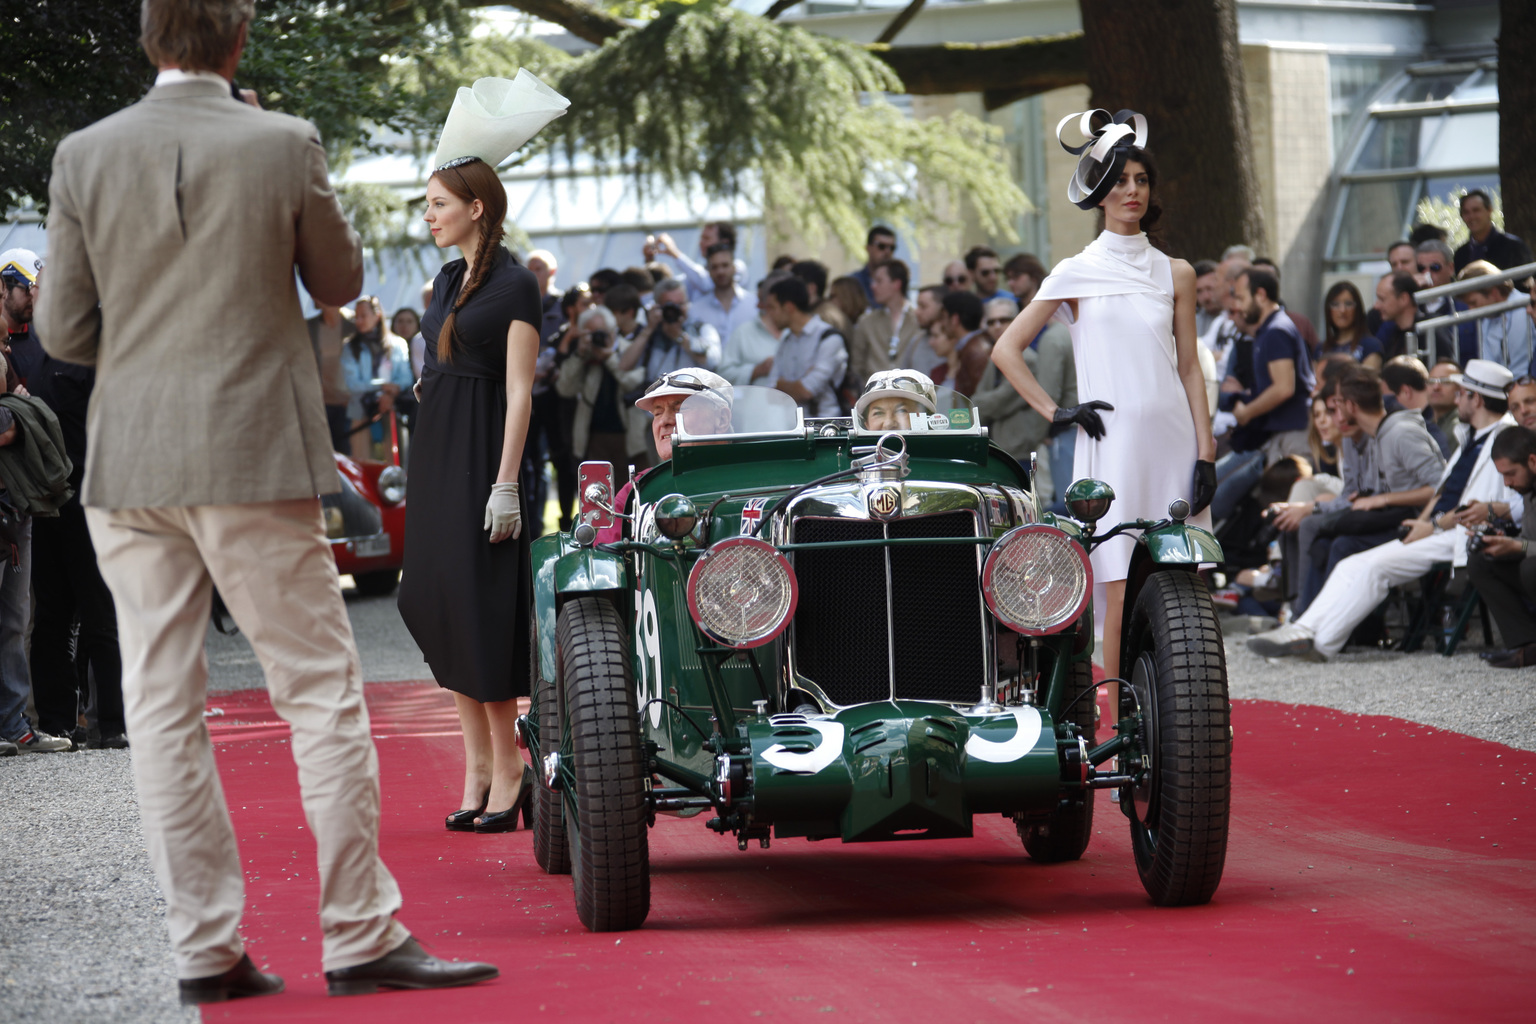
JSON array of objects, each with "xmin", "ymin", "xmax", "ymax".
[
  {"xmin": 1221, "ymin": 244, "xmax": 1256, "ymax": 263},
  {"xmin": 577, "ymin": 304, "xmax": 617, "ymax": 333},
  {"xmin": 654, "ymin": 278, "xmax": 686, "ymax": 299},
  {"xmin": 984, "ymin": 297, "xmax": 1020, "ymax": 320},
  {"xmin": 1416, "ymin": 238, "xmax": 1454, "ymax": 263}
]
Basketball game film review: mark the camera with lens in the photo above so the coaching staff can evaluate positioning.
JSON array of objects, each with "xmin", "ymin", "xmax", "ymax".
[
  {"xmin": 1467, "ymin": 514, "xmax": 1519, "ymax": 554},
  {"xmin": 588, "ymin": 329, "xmax": 609, "ymax": 347},
  {"xmin": 660, "ymin": 303, "xmax": 685, "ymax": 325}
]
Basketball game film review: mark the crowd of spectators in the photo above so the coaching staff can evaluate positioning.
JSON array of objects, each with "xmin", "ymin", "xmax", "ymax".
[{"xmin": 1193, "ymin": 192, "xmax": 1536, "ymax": 668}]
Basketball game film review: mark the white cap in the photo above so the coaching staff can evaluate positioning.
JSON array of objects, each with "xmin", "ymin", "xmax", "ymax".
[
  {"xmin": 0, "ymin": 248, "xmax": 43, "ymax": 286},
  {"xmin": 636, "ymin": 369, "xmax": 733, "ymax": 415},
  {"xmin": 429, "ymin": 72, "xmax": 570, "ymax": 173}
]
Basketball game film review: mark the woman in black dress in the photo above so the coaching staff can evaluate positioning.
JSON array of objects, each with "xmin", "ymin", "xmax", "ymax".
[{"xmin": 398, "ymin": 156, "xmax": 541, "ymax": 833}]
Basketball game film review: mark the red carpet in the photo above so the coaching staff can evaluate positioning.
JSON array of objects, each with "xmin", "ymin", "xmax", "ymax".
[{"xmin": 200, "ymin": 682, "xmax": 1536, "ymax": 1023}]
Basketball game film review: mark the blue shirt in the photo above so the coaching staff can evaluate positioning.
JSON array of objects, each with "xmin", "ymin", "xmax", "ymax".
[{"xmin": 1251, "ymin": 308, "xmax": 1315, "ymax": 433}]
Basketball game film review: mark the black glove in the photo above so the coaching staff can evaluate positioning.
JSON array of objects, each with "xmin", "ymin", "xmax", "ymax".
[
  {"xmin": 1050, "ymin": 400, "xmax": 1114, "ymax": 441},
  {"xmin": 1190, "ymin": 459, "xmax": 1217, "ymax": 516}
]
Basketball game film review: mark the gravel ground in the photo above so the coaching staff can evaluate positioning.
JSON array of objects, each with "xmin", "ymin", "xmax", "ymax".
[{"xmin": 5, "ymin": 583, "xmax": 1534, "ymax": 1022}]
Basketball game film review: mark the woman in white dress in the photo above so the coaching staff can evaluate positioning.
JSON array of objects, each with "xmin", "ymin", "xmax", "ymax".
[{"xmin": 991, "ymin": 110, "xmax": 1217, "ymax": 696}]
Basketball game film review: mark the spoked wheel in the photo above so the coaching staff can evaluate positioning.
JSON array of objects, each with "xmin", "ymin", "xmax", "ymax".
[
  {"xmin": 556, "ymin": 596, "xmax": 650, "ymax": 931},
  {"xmin": 1121, "ymin": 569, "xmax": 1230, "ymax": 906},
  {"xmin": 1017, "ymin": 653, "xmax": 1095, "ymax": 862},
  {"xmin": 531, "ymin": 617, "xmax": 569, "ymax": 875}
]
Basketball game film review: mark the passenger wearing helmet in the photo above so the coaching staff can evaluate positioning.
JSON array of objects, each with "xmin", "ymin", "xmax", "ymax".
[
  {"xmin": 635, "ymin": 368, "xmax": 734, "ymax": 460},
  {"xmin": 855, "ymin": 370, "xmax": 937, "ymax": 433},
  {"xmin": 0, "ymin": 248, "xmax": 44, "ymax": 387},
  {"xmin": 598, "ymin": 369, "xmax": 733, "ymax": 543}
]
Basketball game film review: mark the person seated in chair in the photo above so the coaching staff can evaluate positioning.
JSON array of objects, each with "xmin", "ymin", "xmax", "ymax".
[
  {"xmin": 854, "ymin": 370, "xmax": 938, "ymax": 433},
  {"xmin": 1466, "ymin": 426, "xmax": 1536, "ymax": 667},
  {"xmin": 1249, "ymin": 359, "xmax": 1521, "ymax": 660}
]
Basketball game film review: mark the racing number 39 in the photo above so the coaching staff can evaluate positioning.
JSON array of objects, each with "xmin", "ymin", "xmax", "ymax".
[{"xmin": 634, "ymin": 589, "xmax": 663, "ymax": 726}]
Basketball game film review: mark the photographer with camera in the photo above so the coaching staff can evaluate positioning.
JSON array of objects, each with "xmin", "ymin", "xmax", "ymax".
[
  {"xmin": 615, "ymin": 278, "xmax": 720, "ymax": 382},
  {"xmin": 1250, "ymin": 359, "xmax": 1519, "ymax": 661},
  {"xmin": 556, "ymin": 303, "xmax": 646, "ymax": 486},
  {"xmin": 1467, "ymin": 425, "xmax": 1536, "ymax": 667}
]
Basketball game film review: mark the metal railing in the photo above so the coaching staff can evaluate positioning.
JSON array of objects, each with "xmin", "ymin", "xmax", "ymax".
[{"xmin": 1406, "ymin": 260, "xmax": 1536, "ymax": 366}]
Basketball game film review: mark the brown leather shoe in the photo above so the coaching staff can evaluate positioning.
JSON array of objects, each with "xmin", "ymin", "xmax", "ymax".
[
  {"xmin": 178, "ymin": 954, "xmax": 284, "ymax": 1005},
  {"xmin": 325, "ymin": 937, "xmax": 498, "ymax": 996},
  {"xmin": 1488, "ymin": 642, "xmax": 1536, "ymax": 668}
]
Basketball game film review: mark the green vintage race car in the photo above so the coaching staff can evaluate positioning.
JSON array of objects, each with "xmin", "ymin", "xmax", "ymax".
[{"xmin": 518, "ymin": 384, "xmax": 1230, "ymax": 931}]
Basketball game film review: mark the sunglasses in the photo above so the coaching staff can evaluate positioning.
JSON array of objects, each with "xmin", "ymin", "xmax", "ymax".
[
  {"xmin": 643, "ymin": 372, "xmax": 712, "ymax": 396},
  {"xmin": 943, "ymin": 276, "xmax": 968, "ymax": 286},
  {"xmin": 1417, "ymin": 262, "xmax": 1444, "ymax": 274},
  {"xmin": 871, "ymin": 241, "xmax": 895, "ymax": 252},
  {"xmin": 977, "ymin": 267, "xmax": 999, "ymax": 276}
]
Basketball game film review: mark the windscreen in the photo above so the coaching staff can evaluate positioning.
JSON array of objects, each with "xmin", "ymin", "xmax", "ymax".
[{"xmin": 674, "ymin": 386, "xmax": 802, "ymax": 443}]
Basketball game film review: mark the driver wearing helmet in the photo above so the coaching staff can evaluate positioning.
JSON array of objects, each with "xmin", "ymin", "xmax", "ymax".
[
  {"xmin": 598, "ymin": 369, "xmax": 733, "ymax": 543},
  {"xmin": 855, "ymin": 369, "xmax": 938, "ymax": 432}
]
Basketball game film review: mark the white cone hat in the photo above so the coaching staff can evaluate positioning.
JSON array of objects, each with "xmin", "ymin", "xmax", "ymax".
[{"xmin": 429, "ymin": 71, "xmax": 571, "ymax": 172}]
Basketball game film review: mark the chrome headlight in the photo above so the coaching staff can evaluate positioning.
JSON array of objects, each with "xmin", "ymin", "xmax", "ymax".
[
  {"xmin": 377, "ymin": 465, "xmax": 406, "ymax": 506},
  {"xmin": 982, "ymin": 524, "xmax": 1091, "ymax": 635},
  {"xmin": 686, "ymin": 537, "xmax": 798, "ymax": 648},
  {"xmin": 323, "ymin": 505, "xmax": 346, "ymax": 539}
]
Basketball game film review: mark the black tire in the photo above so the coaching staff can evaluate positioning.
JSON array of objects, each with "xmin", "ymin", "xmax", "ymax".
[
  {"xmin": 1018, "ymin": 653, "xmax": 1096, "ymax": 862},
  {"xmin": 353, "ymin": 569, "xmax": 399, "ymax": 596},
  {"xmin": 1121, "ymin": 569, "xmax": 1231, "ymax": 906},
  {"xmin": 557, "ymin": 596, "xmax": 649, "ymax": 931},
  {"xmin": 532, "ymin": 617, "xmax": 570, "ymax": 875}
]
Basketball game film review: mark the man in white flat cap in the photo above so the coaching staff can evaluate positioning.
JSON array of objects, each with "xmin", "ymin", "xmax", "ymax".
[
  {"xmin": 1249, "ymin": 358, "xmax": 1521, "ymax": 661},
  {"xmin": 37, "ymin": 0, "xmax": 495, "ymax": 1004}
]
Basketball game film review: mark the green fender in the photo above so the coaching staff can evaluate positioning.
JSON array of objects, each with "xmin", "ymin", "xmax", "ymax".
[
  {"xmin": 532, "ymin": 534, "xmax": 631, "ymax": 683},
  {"xmin": 1116, "ymin": 520, "xmax": 1224, "ymax": 657}
]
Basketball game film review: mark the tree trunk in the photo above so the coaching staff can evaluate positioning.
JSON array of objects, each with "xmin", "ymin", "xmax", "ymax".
[
  {"xmin": 1500, "ymin": 0, "xmax": 1536, "ymax": 248},
  {"xmin": 1079, "ymin": 0, "xmax": 1266, "ymax": 261}
]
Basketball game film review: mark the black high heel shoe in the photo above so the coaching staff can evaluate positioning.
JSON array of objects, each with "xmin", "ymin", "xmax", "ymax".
[
  {"xmin": 474, "ymin": 764, "xmax": 535, "ymax": 833},
  {"xmin": 445, "ymin": 788, "xmax": 489, "ymax": 832}
]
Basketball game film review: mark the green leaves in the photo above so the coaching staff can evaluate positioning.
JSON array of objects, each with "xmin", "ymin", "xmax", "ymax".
[{"xmin": 549, "ymin": 7, "xmax": 1026, "ymax": 250}]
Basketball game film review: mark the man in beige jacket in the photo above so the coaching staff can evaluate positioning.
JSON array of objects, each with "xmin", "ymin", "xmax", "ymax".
[{"xmin": 37, "ymin": 0, "xmax": 495, "ymax": 1004}]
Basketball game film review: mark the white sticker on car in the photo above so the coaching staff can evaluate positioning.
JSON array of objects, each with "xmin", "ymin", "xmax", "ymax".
[
  {"xmin": 634, "ymin": 589, "xmax": 663, "ymax": 727},
  {"xmin": 761, "ymin": 721, "xmax": 845, "ymax": 774},
  {"xmin": 965, "ymin": 707, "xmax": 1043, "ymax": 764}
]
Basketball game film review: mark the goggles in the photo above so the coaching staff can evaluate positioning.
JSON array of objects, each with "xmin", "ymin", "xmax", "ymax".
[{"xmin": 644, "ymin": 372, "xmax": 713, "ymax": 397}]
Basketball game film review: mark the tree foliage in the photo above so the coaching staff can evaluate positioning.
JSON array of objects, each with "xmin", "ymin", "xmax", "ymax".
[
  {"xmin": 0, "ymin": 0, "xmax": 150, "ymax": 214},
  {"xmin": 549, "ymin": 5, "xmax": 1027, "ymax": 250}
]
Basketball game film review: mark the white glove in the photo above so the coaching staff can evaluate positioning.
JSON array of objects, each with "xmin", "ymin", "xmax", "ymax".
[
  {"xmin": 484, "ymin": 482, "xmax": 522, "ymax": 542},
  {"xmin": 1212, "ymin": 410, "xmax": 1237, "ymax": 438}
]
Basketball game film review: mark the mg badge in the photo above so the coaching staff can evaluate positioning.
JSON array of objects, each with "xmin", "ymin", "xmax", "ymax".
[{"xmin": 869, "ymin": 485, "xmax": 901, "ymax": 519}]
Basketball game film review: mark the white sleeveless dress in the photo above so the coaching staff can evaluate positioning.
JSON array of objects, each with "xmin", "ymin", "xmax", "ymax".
[{"xmin": 1035, "ymin": 230, "xmax": 1207, "ymax": 584}]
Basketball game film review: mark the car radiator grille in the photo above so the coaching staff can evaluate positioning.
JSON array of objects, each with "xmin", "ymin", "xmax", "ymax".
[{"xmin": 791, "ymin": 511, "xmax": 986, "ymax": 706}]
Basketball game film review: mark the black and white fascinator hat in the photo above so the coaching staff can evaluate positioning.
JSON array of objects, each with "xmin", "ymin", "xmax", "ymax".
[
  {"xmin": 1056, "ymin": 108, "xmax": 1149, "ymax": 210},
  {"xmin": 430, "ymin": 70, "xmax": 571, "ymax": 175}
]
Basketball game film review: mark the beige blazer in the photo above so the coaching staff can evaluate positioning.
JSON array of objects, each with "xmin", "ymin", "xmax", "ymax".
[
  {"xmin": 38, "ymin": 79, "xmax": 362, "ymax": 509},
  {"xmin": 847, "ymin": 304, "xmax": 923, "ymax": 391}
]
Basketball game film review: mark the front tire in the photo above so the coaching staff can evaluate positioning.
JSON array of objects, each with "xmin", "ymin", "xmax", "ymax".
[
  {"xmin": 557, "ymin": 596, "xmax": 650, "ymax": 931},
  {"xmin": 353, "ymin": 569, "xmax": 399, "ymax": 596},
  {"xmin": 532, "ymin": 618, "xmax": 569, "ymax": 875},
  {"xmin": 1018, "ymin": 652, "xmax": 1095, "ymax": 862},
  {"xmin": 1121, "ymin": 569, "xmax": 1230, "ymax": 906}
]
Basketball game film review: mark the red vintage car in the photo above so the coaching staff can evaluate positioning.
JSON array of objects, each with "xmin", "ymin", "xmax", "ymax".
[{"xmin": 323, "ymin": 452, "xmax": 405, "ymax": 596}]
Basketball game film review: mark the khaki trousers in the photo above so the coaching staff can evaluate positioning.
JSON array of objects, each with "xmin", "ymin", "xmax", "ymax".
[{"xmin": 86, "ymin": 499, "xmax": 409, "ymax": 977}]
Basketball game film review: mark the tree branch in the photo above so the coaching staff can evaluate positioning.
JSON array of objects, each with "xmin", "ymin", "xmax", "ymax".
[
  {"xmin": 460, "ymin": 0, "xmax": 624, "ymax": 45},
  {"xmin": 764, "ymin": 0, "xmax": 804, "ymax": 19},
  {"xmin": 875, "ymin": 0, "xmax": 927, "ymax": 45},
  {"xmin": 869, "ymin": 32, "xmax": 1087, "ymax": 103}
]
